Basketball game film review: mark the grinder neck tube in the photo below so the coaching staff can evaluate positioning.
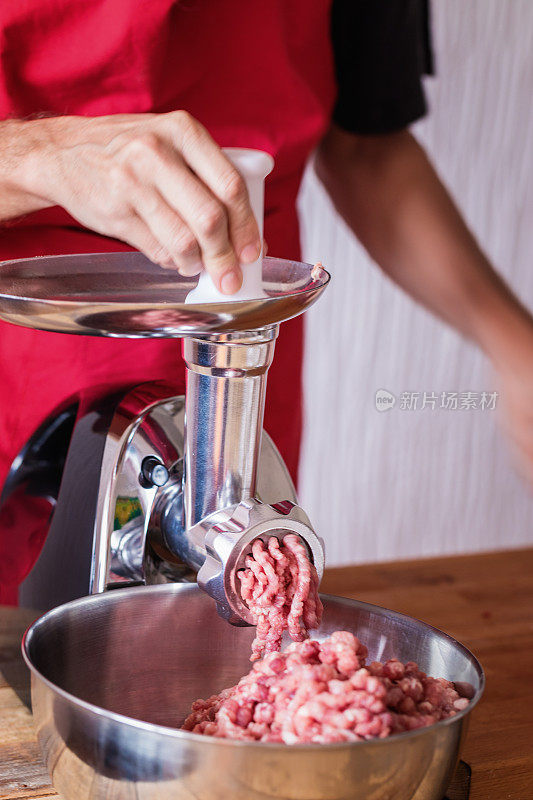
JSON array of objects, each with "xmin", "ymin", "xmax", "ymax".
[{"xmin": 182, "ymin": 327, "xmax": 278, "ymax": 529}]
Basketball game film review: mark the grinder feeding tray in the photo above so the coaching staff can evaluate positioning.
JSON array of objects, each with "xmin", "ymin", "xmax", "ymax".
[
  {"xmin": 0, "ymin": 251, "xmax": 327, "ymax": 337},
  {"xmin": 0, "ymin": 251, "xmax": 329, "ymax": 617}
]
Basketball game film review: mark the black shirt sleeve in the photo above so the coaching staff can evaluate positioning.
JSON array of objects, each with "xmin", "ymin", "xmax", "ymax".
[{"xmin": 331, "ymin": 0, "xmax": 434, "ymax": 135}]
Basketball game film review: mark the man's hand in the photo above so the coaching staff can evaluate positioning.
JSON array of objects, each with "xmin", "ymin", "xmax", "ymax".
[{"xmin": 1, "ymin": 113, "xmax": 262, "ymax": 294}]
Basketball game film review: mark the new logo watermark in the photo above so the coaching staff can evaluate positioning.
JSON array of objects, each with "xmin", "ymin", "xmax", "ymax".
[
  {"xmin": 375, "ymin": 389, "xmax": 396, "ymax": 412},
  {"xmin": 374, "ymin": 390, "xmax": 498, "ymax": 412}
]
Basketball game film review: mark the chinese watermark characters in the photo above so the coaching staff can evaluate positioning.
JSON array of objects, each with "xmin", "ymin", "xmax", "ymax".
[{"xmin": 375, "ymin": 389, "xmax": 498, "ymax": 412}]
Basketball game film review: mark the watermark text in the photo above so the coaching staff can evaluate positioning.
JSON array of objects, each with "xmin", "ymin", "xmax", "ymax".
[{"xmin": 374, "ymin": 389, "xmax": 498, "ymax": 412}]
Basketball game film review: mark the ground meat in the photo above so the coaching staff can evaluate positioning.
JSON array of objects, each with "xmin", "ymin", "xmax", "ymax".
[
  {"xmin": 182, "ymin": 631, "xmax": 470, "ymax": 743},
  {"xmin": 311, "ymin": 261, "xmax": 323, "ymax": 281},
  {"xmin": 238, "ymin": 534, "xmax": 322, "ymax": 660}
]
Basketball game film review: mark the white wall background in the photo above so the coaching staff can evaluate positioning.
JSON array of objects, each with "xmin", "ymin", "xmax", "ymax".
[{"xmin": 298, "ymin": 0, "xmax": 533, "ymax": 566}]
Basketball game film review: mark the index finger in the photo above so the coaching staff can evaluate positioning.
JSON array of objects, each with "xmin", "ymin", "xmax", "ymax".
[{"xmin": 165, "ymin": 113, "xmax": 262, "ymax": 265}]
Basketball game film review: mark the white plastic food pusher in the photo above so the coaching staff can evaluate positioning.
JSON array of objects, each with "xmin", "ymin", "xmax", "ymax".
[{"xmin": 185, "ymin": 148, "xmax": 274, "ymax": 304}]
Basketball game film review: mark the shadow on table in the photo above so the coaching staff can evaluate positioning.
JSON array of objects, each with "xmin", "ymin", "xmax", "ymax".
[
  {"xmin": 0, "ymin": 608, "xmax": 41, "ymax": 710},
  {"xmin": 445, "ymin": 761, "xmax": 472, "ymax": 800}
]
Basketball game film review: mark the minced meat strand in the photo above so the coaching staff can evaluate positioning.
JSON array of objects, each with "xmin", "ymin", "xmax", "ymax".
[
  {"xmin": 238, "ymin": 534, "xmax": 322, "ymax": 660},
  {"xmin": 182, "ymin": 631, "xmax": 470, "ymax": 743}
]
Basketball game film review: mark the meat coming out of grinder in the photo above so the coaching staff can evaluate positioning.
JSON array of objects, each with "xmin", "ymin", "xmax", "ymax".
[
  {"xmin": 238, "ymin": 534, "xmax": 322, "ymax": 660},
  {"xmin": 182, "ymin": 631, "xmax": 470, "ymax": 743}
]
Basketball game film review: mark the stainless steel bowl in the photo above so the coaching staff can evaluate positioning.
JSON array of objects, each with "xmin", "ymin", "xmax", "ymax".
[{"xmin": 22, "ymin": 584, "xmax": 483, "ymax": 800}]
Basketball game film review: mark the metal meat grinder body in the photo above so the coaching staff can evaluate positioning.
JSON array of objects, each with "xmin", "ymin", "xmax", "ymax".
[{"xmin": 0, "ymin": 253, "xmax": 329, "ymax": 621}]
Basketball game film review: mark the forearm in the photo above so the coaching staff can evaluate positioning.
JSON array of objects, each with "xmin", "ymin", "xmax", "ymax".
[
  {"xmin": 0, "ymin": 115, "xmax": 143, "ymax": 222},
  {"xmin": 315, "ymin": 125, "xmax": 533, "ymax": 370},
  {"xmin": 0, "ymin": 119, "xmax": 55, "ymax": 220}
]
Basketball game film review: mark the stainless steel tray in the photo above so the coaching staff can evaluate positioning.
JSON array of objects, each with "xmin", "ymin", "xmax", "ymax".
[{"xmin": 0, "ymin": 253, "xmax": 329, "ymax": 337}]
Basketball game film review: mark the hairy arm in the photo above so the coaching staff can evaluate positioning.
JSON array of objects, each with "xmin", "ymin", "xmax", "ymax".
[
  {"xmin": 0, "ymin": 119, "xmax": 55, "ymax": 220},
  {"xmin": 0, "ymin": 116, "xmax": 133, "ymax": 220}
]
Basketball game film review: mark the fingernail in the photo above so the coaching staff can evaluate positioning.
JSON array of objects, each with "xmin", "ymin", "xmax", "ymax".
[
  {"xmin": 220, "ymin": 271, "xmax": 242, "ymax": 295},
  {"xmin": 178, "ymin": 261, "xmax": 203, "ymax": 277},
  {"xmin": 239, "ymin": 242, "xmax": 261, "ymax": 264}
]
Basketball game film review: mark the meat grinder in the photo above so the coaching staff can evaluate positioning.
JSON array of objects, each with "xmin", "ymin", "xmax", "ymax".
[
  {"xmin": 0, "ymin": 249, "xmax": 329, "ymax": 617},
  {"xmin": 1, "ymin": 152, "xmax": 485, "ymax": 800}
]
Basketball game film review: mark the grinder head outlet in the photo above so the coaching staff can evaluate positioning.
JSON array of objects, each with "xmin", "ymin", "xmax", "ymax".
[{"xmin": 196, "ymin": 499, "xmax": 325, "ymax": 626}]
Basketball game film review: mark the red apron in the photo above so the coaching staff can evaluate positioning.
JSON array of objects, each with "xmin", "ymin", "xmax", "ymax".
[{"xmin": 0, "ymin": 0, "xmax": 336, "ymax": 602}]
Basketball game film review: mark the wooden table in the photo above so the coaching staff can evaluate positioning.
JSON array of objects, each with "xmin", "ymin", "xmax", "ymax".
[{"xmin": 1, "ymin": 548, "xmax": 532, "ymax": 800}]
